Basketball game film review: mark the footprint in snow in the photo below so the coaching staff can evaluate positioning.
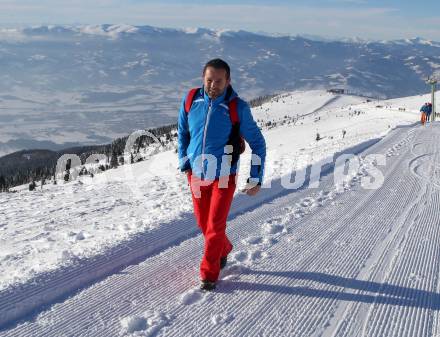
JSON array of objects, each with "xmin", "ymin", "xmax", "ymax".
[
  {"xmin": 231, "ymin": 249, "xmax": 269, "ymax": 264},
  {"xmin": 262, "ymin": 222, "xmax": 285, "ymax": 235},
  {"xmin": 292, "ymin": 209, "xmax": 306, "ymax": 219},
  {"xmin": 179, "ymin": 288, "xmax": 212, "ymax": 306},
  {"xmin": 249, "ymin": 250, "xmax": 268, "ymax": 260},
  {"xmin": 211, "ymin": 312, "xmax": 235, "ymax": 325},
  {"xmin": 315, "ymin": 196, "xmax": 325, "ymax": 203},
  {"xmin": 299, "ymin": 197, "xmax": 316, "ymax": 207},
  {"xmin": 221, "ymin": 264, "xmax": 250, "ymax": 280},
  {"xmin": 262, "ymin": 237, "xmax": 278, "ymax": 245},
  {"xmin": 242, "ymin": 236, "xmax": 263, "ymax": 245},
  {"xmin": 242, "ymin": 236, "xmax": 278, "ymax": 248},
  {"xmin": 231, "ymin": 251, "xmax": 249, "ymax": 262},
  {"xmin": 267, "ymin": 217, "xmax": 283, "ymax": 224},
  {"xmin": 75, "ymin": 231, "xmax": 87, "ymax": 241},
  {"xmin": 120, "ymin": 310, "xmax": 171, "ymax": 336}
]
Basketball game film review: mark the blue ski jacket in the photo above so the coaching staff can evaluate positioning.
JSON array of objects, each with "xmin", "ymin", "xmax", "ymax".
[{"xmin": 178, "ymin": 86, "xmax": 266, "ymax": 184}]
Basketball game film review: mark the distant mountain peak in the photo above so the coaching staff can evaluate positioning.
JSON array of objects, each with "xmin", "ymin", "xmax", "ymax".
[{"xmin": 3, "ymin": 24, "xmax": 438, "ymax": 46}]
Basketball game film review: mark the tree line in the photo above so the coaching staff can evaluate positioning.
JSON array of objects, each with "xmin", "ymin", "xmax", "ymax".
[{"xmin": 0, "ymin": 124, "xmax": 177, "ymax": 192}]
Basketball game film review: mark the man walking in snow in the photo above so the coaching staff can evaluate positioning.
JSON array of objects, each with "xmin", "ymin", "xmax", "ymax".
[{"xmin": 178, "ymin": 58, "xmax": 266, "ymax": 291}]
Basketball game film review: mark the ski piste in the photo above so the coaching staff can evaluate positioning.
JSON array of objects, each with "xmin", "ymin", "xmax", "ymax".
[{"xmin": 2, "ymin": 120, "xmax": 440, "ymax": 336}]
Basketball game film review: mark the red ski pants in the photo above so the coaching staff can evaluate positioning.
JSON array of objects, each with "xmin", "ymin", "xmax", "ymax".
[
  {"xmin": 187, "ymin": 171, "xmax": 236, "ymax": 282},
  {"xmin": 421, "ymin": 112, "xmax": 427, "ymax": 125}
]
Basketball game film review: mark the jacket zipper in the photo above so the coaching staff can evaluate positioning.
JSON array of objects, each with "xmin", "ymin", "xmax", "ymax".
[{"xmin": 201, "ymin": 100, "xmax": 212, "ymax": 178}]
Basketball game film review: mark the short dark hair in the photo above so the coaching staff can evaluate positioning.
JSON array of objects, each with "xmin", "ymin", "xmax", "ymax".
[{"xmin": 203, "ymin": 58, "xmax": 230, "ymax": 79}]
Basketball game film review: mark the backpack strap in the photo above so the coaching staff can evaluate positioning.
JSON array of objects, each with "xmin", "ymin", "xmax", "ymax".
[
  {"xmin": 184, "ymin": 87, "xmax": 200, "ymax": 113},
  {"xmin": 224, "ymin": 85, "xmax": 239, "ymax": 125},
  {"xmin": 225, "ymin": 86, "xmax": 245, "ymax": 157},
  {"xmin": 228, "ymin": 98, "xmax": 239, "ymax": 124}
]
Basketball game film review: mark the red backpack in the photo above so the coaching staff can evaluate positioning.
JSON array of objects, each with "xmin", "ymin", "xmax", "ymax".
[{"xmin": 184, "ymin": 87, "xmax": 245, "ymax": 164}]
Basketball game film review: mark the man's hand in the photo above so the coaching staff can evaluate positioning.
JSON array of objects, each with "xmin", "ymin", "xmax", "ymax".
[
  {"xmin": 183, "ymin": 169, "xmax": 192, "ymax": 185},
  {"xmin": 241, "ymin": 182, "xmax": 261, "ymax": 196}
]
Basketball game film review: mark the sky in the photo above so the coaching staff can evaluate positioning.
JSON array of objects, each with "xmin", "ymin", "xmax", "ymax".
[{"xmin": 1, "ymin": 0, "xmax": 440, "ymax": 41}]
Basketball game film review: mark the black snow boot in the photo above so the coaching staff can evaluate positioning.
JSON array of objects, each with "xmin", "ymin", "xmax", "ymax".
[
  {"xmin": 200, "ymin": 280, "xmax": 216, "ymax": 291},
  {"xmin": 220, "ymin": 256, "xmax": 228, "ymax": 270}
]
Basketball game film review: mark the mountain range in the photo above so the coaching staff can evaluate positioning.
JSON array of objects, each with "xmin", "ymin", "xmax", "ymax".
[{"xmin": 1, "ymin": 24, "xmax": 439, "ymax": 156}]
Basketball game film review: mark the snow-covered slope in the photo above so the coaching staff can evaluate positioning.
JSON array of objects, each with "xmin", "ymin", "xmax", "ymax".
[
  {"xmin": 252, "ymin": 90, "xmax": 366, "ymax": 121},
  {"xmin": 0, "ymin": 90, "xmax": 437, "ymax": 335}
]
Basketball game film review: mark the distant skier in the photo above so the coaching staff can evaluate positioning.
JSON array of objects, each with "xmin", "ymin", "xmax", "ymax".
[
  {"xmin": 342, "ymin": 129, "xmax": 346, "ymax": 139},
  {"xmin": 420, "ymin": 103, "xmax": 429, "ymax": 125},
  {"xmin": 178, "ymin": 58, "xmax": 266, "ymax": 291}
]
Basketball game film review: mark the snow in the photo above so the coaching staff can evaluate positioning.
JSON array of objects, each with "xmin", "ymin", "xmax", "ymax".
[
  {"xmin": 181, "ymin": 27, "xmax": 199, "ymax": 34},
  {"xmin": 428, "ymin": 62, "xmax": 440, "ymax": 69},
  {"xmin": 1, "ymin": 90, "xmax": 439, "ymax": 335},
  {"xmin": 120, "ymin": 311, "xmax": 171, "ymax": 336},
  {"xmin": 78, "ymin": 24, "xmax": 139, "ymax": 38}
]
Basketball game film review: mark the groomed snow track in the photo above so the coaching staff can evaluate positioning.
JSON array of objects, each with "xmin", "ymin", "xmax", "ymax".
[{"xmin": 2, "ymin": 123, "xmax": 440, "ymax": 337}]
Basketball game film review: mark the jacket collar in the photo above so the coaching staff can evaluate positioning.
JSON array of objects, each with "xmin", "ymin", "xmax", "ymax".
[{"xmin": 202, "ymin": 85, "xmax": 237, "ymax": 105}]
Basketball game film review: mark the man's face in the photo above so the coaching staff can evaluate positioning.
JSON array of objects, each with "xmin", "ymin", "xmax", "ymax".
[{"xmin": 203, "ymin": 66, "xmax": 230, "ymax": 99}]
